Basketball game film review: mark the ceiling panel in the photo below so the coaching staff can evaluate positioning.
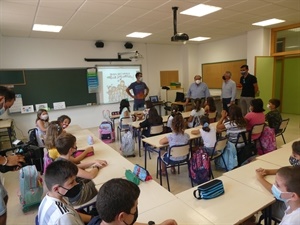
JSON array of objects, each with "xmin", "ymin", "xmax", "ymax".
[{"xmin": 0, "ymin": 0, "xmax": 298, "ymax": 44}]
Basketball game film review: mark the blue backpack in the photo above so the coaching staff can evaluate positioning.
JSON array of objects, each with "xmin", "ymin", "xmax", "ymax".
[
  {"xmin": 19, "ymin": 165, "xmax": 43, "ymax": 212},
  {"xmin": 189, "ymin": 147, "xmax": 211, "ymax": 185}
]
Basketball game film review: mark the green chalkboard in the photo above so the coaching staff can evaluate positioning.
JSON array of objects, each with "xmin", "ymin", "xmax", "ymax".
[
  {"xmin": 0, "ymin": 70, "xmax": 25, "ymax": 85},
  {"xmin": 12, "ymin": 68, "xmax": 97, "ymax": 108}
]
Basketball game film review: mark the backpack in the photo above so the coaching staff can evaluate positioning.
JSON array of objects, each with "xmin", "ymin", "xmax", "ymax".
[
  {"xmin": 189, "ymin": 147, "xmax": 210, "ymax": 185},
  {"xmin": 256, "ymin": 126, "xmax": 277, "ymax": 155},
  {"xmin": 43, "ymin": 152, "xmax": 53, "ymax": 174},
  {"xmin": 193, "ymin": 116, "xmax": 201, "ymax": 127},
  {"xmin": 99, "ymin": 121, "xmax": 115, "ymax": 144},
  {"xmin": 19, "ymin": 165, "xmax": 43, "ymax": 213},
  {"xmin": 215, "ymin": 141, "xmax": 238, "ymax": 170},
  {"xmin": 28, "ymin": 128, "xmax": 38, "ymax": 146},
  {"xmin": 121, "ymin": 131, "xmax": 135, "ymax": 156}
]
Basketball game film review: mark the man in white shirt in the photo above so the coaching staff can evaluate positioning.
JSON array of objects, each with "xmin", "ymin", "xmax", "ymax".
[{"xmin": 221, "ymin": 71, "xmax": 236, "ymax": 112}]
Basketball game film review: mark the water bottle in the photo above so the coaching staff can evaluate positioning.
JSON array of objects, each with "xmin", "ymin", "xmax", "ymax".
[{"xmin": 87, "ymin": 135, "xmax": 94, "ymax": 145}]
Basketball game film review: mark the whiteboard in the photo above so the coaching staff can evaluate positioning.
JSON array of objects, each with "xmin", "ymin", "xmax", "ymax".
[{"xmin": 97, "ymin": 65, "xmax": 141, "ymax": 104}]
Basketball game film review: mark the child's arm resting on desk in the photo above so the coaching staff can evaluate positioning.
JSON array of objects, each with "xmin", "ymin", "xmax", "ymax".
[
  {"xmin": 191, "ymin": 129, "xmax": 200, "ymax": 135},
  {"xmin": 159, "ymin": 136, "xmax": 168, "ymax": 145},
  {"xmin": 255, "ymin": 168, "xmax": 274, "ymax": 193},
  {"xmin": 70, "ymin": 146, "xmax": 94, "ymax": 164},
  {"xmin": 135, "ymin": 219, "xmax": 177, "ymax": 225}
]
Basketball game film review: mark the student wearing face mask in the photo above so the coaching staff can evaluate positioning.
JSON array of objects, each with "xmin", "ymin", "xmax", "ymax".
[
  {"xmin": 38, "ymin": 160, "xmax": 93, "ymax": 225},
  {"xmin": 265, "ymin": 98, "xmax": 282, "ymax": 134},
  {"xmin": 35, "ymin": 109, "xmax": 49, "ymax": 147},
  {"xmin": 126, "ymin": 72, "xmax": 149, "ymax": 111},
  {"xmin": 255, "ymin": 141, "xmax": 300, "ymax": 221},
  {"xmin": 185, "ymin": 75, "xmax": 210, "ymax": 107},
  {"xmin": 221, "ymin": 71, "xmax": 236, "ymax": 112},
  {"xmin": 239, "ymin": 65, "xmax": 259, "ymax": 116},
  {"xmin": 88, "ymin": 178, "xmax": 178, "ymax": 225},
  {"xmin": 0, "ymin": 86, "xmax": 16, "ymax": 116}
]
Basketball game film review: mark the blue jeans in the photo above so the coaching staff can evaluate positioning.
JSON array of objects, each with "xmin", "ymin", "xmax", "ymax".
[{"xmin": 133, "ymin": 100, "xmax": 145, "ymax": 111}]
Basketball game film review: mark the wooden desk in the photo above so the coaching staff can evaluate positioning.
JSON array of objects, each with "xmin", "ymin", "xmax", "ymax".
[
  {"xmin": 256, "ymin": 147, "xmax": 291, "ymax": 167},
  {"xmin": 65, "ymin": 124, "xmax": 82, "ymax": 133},
  {"xmin": 223, "ymin": 160, "xmax": 279, "ymax": 195},
  {"xmin": 172, "ymin": 101, "xmax": 192, "ymax": 112},
  {"xmin": 281, "ymin": 138, "xmax": 300, "ymax": 149},
  {"xmin": 176, "ymin": 176, "xmax": 275, "ymax": 225},
  {"xmin": 138, "ymin": 199, "xmax": 213, "ymax": 224},
  {"xmin": 0, "ymin": 119, "xmax": 14, "ymax": 147}
]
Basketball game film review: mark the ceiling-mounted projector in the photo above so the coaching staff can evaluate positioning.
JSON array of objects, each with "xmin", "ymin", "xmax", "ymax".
[
  {"xmin": 171, "ymin": 33, "xmax": 189, "ymax": 42},
  {"xmin": 171, "ymin": 7, "xmax": 189, "ymax": 42}
]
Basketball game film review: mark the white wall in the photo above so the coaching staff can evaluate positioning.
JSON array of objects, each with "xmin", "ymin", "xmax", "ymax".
[{"xmin": 0, "ymin": 37, "xmax": 184, "ymax": 139}]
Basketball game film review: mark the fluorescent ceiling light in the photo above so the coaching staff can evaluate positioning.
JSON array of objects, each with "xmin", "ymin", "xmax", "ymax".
[
  {"xmin": 189, "ymin": 37, "xmax": 211, "ymax": 41},
  {"xmin": 33, "ymin": 24, "xmax": 62, "ymax": 32},
  {"xmin": 180, "ymin": 4, "xmax": 222, "ymax": 17},
  {"xmin": 126, "ymin": 32, "xmax": 152, "ymax": 38},
  {"xmin": 290, "ymin": 28, "xmax": 300, "ymax": 32},
  {"xmin": 286, "ymin": 46, "xmax": 299, "ymax": 49},
  {"xmin": 252, "ymin": 18, "xmax": 285, "ymax": 27}
]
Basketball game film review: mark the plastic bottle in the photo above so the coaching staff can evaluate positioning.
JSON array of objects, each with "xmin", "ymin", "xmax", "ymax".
[{"xmin": 87, "ymin": 135, "xmax": 94, "ymax": 145}]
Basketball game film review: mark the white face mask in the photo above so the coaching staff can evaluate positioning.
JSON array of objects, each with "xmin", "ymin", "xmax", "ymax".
[
  {"xmin": 267, "ymin": 104, "xmax": 271, "ymax": 109},
  {"xmin": 0, "ymin": 98, "xmax": 5, "ymax": 116},
  {"xmin": 139, "ymin": 77, "xmax": 143, "ymax": 82},
  {"xmin": 195, "ymin": 80, "xmax": 201, "ymax": 84},
  {"xmin": 41, "ymin": 114, "xmax": 48, "ymax": 120}
]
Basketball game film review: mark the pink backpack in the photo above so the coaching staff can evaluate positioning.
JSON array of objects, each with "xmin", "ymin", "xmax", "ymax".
[
  {"xmin": 256, "ymin": 126, "xmax": 277, "ymax": 155},
  {"xmin": 43, "ymin": 152, "xmax": 53, "ymax": 174},
  {"xmin": 99, "ymin": 121, "xmax": 115, "ymax": 144}
]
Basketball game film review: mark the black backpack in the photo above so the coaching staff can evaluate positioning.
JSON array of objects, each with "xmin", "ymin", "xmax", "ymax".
[{"xmin": 28, "ymin": 128, "xmax": 39, "ymax": 146}]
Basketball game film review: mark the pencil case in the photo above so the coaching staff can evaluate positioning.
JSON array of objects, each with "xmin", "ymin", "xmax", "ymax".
[{"xmin": 193, "ymin": 179, "xmax": 224, "ymax": 200}]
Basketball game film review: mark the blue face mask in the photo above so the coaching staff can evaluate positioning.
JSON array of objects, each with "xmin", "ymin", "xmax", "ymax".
[{"xmin": 271, "ymin": 184, "xmax": 291, "ymax": 202}]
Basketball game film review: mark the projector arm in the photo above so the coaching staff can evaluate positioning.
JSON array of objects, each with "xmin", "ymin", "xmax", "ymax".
[{"xmin": 118, "ymin": 51, "xmax": 139, "ymax": 59}]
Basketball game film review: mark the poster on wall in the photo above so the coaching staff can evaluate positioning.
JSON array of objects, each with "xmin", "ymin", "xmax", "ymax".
[
  {"xmin": 97, "ymin": 65, "xmax": 141, "ymax": 104},
  {"xmin": 87, "ymin": 67, "xmax": 99, "ymax": 93}
]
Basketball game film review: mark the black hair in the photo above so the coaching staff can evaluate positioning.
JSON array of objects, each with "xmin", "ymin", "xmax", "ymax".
[
  {"xmin": 0, "ymin": 86, "xmax": 16, "ymax": 101},
  {"xmin": 250, "ymin": 98, "xmax": 265, "ymax": 112},
  {"xmin": 57, "ymin": 115, "xmax": 71, "ymax": 124},
  {"xmin": 292, "ymin": 141, "xmax": 300, "ymax": 156},
  {"xmin": 45, "ymin": 160, "xmax": 78, "ymax": 191},
  {"xmin": 96, "ymin": 178, "xmax": 140, "ymax": 223},
  {"xmin": 206, "ymin": 97, "xmax": 216, "ymax": 112},
  {"xmin": 240, "ymin": 64, "xmax": 249, "ymax": 70},
  {"xmin": 55, "ymin": 132, "xmax": 76, "ymax": 155},
  {"xmin": 200, "ymin": 116, "xmax": 210, "ymax": 132},
  {"xmin": 147, "ymin": 107, "xmax": 162, "ymax": 124},
  {"xmin": 119, "ymin": 99, "xmax": 131, "ymax": 114},
  {"xmin": 135, "ymin": 72, "xmax": 142, "ymax": 78},
  {"xmin": 193, "ymin": 98, "xmax": 202, "ymax": 112},
  {"xmin": 269, "ymin": 98, "xmax": 281, "ymax": 108}
]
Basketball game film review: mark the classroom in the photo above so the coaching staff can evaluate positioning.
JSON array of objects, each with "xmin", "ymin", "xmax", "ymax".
[{"xmin": 0, "ymin": 1, "xmax": 299, "ymax": 225}]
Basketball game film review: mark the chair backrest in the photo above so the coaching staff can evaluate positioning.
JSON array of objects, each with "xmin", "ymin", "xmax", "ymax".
[
  {"xmin": 150, "ymin": 124, "xmax": 164, "ymax": 135},
  {"xmin": 121, "ymin": 117, "xmax": 132, "ymax": 125},
  {"xmin": 278, "ymin": 118, "xmax": 289, "ymax": 132},
  {"xmin": 235, "ymin": 131, "xmax": 249, "ymax": 147},
  {"xmin": 168, "ymin": 144, "xmax": 190, "ymax": 158},
  {"xmin": 208, "ymin": 111, "xmax": 218, "ymax": 121},
  {"xmin": 214, "ymin": 137, "xmax": 228, "ymax": 152},
  {"xmin": 250, "ymin": 123, "xmax": 265, "ymax": 140}
]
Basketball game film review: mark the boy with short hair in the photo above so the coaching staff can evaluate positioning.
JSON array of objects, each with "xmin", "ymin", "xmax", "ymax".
[
  {"xmin": 89, "ymin": 178, "xmax": 177, "ymax": 225},
  {"xmin": 38, "ymin": 160, "xmax": 89, "ymax": 225},
  {"xmin": 265, "ymin": 98, "xmax": 282, "ymax": 133},
  {"xmin": 272, "ymin": 166, "xmax": 300, "ymax": 224}
]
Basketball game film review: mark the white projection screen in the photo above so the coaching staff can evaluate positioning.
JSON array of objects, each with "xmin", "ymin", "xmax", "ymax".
[{"xmin": 97, "ymin": 65, "xmax": 141, "ymax": 104}]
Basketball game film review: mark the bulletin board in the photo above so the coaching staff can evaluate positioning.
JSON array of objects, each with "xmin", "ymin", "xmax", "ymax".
[
  {"xmin": 160, "ymin": 70, "xmax": 179, "ymax": 87},
  {"xmin": 202, "ymin": 59, "xmax": 247, "ymax": 88}
]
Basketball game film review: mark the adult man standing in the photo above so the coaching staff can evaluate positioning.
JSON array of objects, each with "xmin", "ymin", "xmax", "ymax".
[
  {"xmin": 185, "ymin": 75, "xmax": 210, "ymax": 107},
  {"xmin": 239, "ymin": 65, "xmax": 259, "ymax": 116},
  {"xmin": 221, "ymin": 71, "xmax": 236, "ymax": 112},
  {"xmin": 126, "ymin": 72, "xmax": 149, "ymax": 111}
]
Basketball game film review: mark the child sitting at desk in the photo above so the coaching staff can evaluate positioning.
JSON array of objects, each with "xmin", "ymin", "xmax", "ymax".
[
  {"xmin": 55, "ymin": 132, "xmax": 107, "ymax": 206},
  {"xmin": 204, "ymin": 96, "xmax": 217, "ymax": 123},
  {"xmin": 57, "ymin": 114, "xmax": 71, "ymax": 130},
  {"xmin": 255, "ymin": 141, "xmax": 300, "ymax": 221},
  {"xmin": 265, "ymin": 98, "xmax": 282, "ymax": 134},
  {"xmin": 191, "ymin": 116, "xmax": 216, "ymax": 156},
  {"xmin": 166, "ymin": 105, "xmax": 179, "ymax": 133},
  {"xmin": 187, "ymin": 98, "xmax": 205, "ymax": 128},
  {"xmin": 159, "ymin": 113, "xmax": 189, "ymax": 175},
  {"xmin": 44, "ymin": 121, "xmax": 94, "ymax": 163},
  {"xmin": 36, "ymin": 109, "xmax": 49, "ymax": 147},
  {"xmin": 140, "ymin": 107, "xmax": 163, "ymax": 137}
]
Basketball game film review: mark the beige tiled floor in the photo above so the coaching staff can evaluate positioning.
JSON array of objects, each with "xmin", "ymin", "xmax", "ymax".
[{"xmin": 3, "ymin": 113, "xmax": 299, "ymax": 225}]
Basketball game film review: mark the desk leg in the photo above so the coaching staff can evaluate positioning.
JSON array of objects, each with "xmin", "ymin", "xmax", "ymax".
[
  {"xmin": 7, "ymin": 127, "xmax": 13, "ymax": 147},
  {"xmin": 138, "ymin": 130, "xmax": 142, "ymax": 157},
  {"xmin": 263, "ymin": 205, "xmax": 272, "ymax": 225},
  {"xmin": 144, "ymin": 144, "xmax": 147, "ymax": 169}
]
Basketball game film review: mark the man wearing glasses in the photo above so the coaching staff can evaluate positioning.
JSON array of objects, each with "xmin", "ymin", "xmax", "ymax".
[{"xmin": 239, "ymin": 65, "xmax": 259, "ymax": 116}]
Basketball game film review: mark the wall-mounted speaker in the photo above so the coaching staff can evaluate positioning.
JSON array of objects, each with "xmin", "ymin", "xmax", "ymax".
[
  {"xmin": 124, "ymin": 42, "xmax": 133, "ymax": 49},
  {"xmin": 95, "ymin": 41, "xmax": 104, "ymax": 48}
]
